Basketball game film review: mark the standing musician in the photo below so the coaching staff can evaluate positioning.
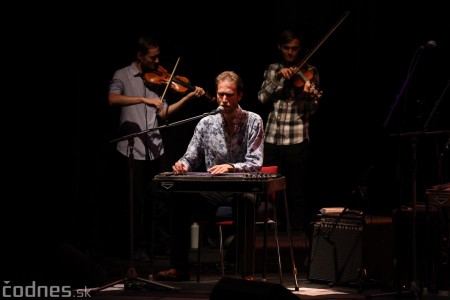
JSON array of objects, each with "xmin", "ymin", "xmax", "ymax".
[
  {"xmin": 107, "ymin": 35, "xmax": 205, "ymax": 260},
  {"xmin": 156, "ymin": 71, "xmax": 265, "ymax": 281},
  {"xmin": 258, "ymin": 29, "xmax": 321, "ymax": 232}
]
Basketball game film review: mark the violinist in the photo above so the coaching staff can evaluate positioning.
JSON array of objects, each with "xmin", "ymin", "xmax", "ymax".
[
  {"xmin": 258, "ymin": 29, "xmax": 321, "ymax": 233},
  {"xmin": 107, "ymin": 35, "xmax": 205, "ymax": 260}
]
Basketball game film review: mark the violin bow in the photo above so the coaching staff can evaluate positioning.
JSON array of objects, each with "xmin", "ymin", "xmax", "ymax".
[
  {"xmin": 274, "ymin": 11, "xmax": 350, "ymax": 98},
  {"xmin": 293, "ymin": 11, "xmax": 350, "ymax": 74},
  {"xmin": 160, "ymin": 56, "xmax": 182, "ymax": 103}
]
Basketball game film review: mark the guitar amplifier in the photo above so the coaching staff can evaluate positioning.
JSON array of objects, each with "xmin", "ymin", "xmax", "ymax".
[
  {"xmin": 426, "ymin": 182, "xmax": 450, "ymax": 208},
  {"xmin": 425, "ymin": 183, "xmax": 450, "ymax": 292},
  {"xmin": 393, "ymin": 204, "xmax": 449, "ymax": 292},
  {"xmin": 308, "ymin": 214, "xmax": 364, "ymax": 284}
]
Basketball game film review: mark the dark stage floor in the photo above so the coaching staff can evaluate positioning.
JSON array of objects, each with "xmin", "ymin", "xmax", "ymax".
[
  {"xmin": 87, "ymin": 249, "xmax": 388, "ymax": 300},
  {"xmin": 82, "ymin": 226, "xmax": 448, "ymax": 300},
  {"xmin": 9, "ymin": 217, "xmax": 448, "ymax": 299},
  {"xmin": 85, "ymin": 251, "xmax": 445, "ymax": 300}
]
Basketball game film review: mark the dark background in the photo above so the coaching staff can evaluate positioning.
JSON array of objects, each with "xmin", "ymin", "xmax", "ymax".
[
  {"xmin": 66, "ymin": 0, "xmax": 449, "ymax": 251},
  {"xmin": 7, "ymin": 1, "xmax": 448, "ymax": 269}
]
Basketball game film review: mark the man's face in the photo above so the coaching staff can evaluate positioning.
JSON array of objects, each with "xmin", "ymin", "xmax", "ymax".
[
  {"xmin": 279, "ymin": 39, "xmax": 301, "ymax": 64},
  {"xmin": 140, "ymin": 47, "xmax": 160, "ymax": 72},
  {"xmin": 216, "ymin": 80, "xmax": 241, "ymax": 113}
]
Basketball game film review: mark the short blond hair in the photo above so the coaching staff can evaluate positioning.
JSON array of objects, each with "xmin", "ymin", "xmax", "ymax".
[{"xmin": 215, "ymin": 71, "xmax": 244, "ymax": 94}]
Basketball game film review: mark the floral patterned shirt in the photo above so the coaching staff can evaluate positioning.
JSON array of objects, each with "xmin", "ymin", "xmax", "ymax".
[{"xmin": 178, "ymin": 106, "xmax": 264, "ymax": 173}]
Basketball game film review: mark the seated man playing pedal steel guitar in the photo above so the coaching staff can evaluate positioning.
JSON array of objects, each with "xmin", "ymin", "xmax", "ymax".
[{"xmin": 155, "ymin": 71, "xmax": 264, "ymax": 281}]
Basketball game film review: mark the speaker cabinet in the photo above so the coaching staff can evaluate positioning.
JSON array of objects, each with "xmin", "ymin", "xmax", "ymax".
[
  {"xmin": 393, "ymin": 205, "xmax": 449, "ymax": 292},
  {"xmin": 308, "ymin": 217, "xmax": 363, "ymax": 284},
  {"xmin": 210, "ymin": 277, "xmax": 297, "ymax": 300},
  {"xmin": 308, "ymin": 215, "xmax": 396, "ymax": 286}
]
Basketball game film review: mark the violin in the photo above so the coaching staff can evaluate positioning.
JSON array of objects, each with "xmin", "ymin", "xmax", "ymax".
[
  {"xmin": 290, "ymin": 66, "xmax": 323, "ymax": 100},
  {"xmin": 284, "ymin": 11, "xmax": 350, "ymax": 100},
  {"xmin": 144, "ymin": 65, "xmax": 215, "ymax": 101},
  {"xmin": 291, "ymin": 66, "xmax": 314, "ymax": 88}
]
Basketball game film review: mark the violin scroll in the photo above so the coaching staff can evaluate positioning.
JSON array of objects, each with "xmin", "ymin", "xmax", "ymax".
[{"xmin": 308, "ymin": 83, "xmax": 323, "ymax": 101}]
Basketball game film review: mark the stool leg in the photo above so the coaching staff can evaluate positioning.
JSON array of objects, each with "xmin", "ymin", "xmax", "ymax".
[
  {"xmin": 272, "ymin": 205, "xmax": 283, "ymax": 284},
  {"xmin": 197, "ymin": 225, "xmax": 201, "ymax": 283},
  {"xmin": 262, "ymin": 196, "xmax": 268, "ymax": 280},
  {"xmin": 219, "ymin": 225, "xmax": 225, "ymax": 277}
]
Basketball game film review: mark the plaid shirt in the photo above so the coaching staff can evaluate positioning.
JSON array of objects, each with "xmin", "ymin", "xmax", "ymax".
[{"xmin": 258, "ymin": 63, "xmax": 319, "ymax": 145}]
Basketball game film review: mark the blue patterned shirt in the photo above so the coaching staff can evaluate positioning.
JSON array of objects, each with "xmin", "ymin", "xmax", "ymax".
[{"xmin": 178, "ymin": 106, "xmax": 264, "ymax": 172}]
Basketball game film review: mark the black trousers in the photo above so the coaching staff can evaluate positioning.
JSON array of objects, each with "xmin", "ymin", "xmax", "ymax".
[
  {"xmin": 167, "ymin": 191, "xmax": 256, "ymax": 276},
  {"xmin": 263, "ymin": 140, "xmax": 310, "ymax": 230}
]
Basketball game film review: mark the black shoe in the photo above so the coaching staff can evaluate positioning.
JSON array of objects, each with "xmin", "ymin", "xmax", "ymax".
[{"xmin": 155, "ymin": 268, "xmax": 190, "ymax": 281}]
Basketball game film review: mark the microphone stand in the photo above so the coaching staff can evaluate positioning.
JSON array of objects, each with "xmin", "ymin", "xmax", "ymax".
[
  {"xmin": 381, "ymin": 78, "xmax": 449, "ymax": 298},
  {"xmin": 367, "ymin": 131, "xmax": 450, "ymax": 300},
  {"xmin": 91, "ymin": 141, "xmax": 177, "ymax": 294},
  {"xmin": 373, "ymin": 43, "xmax": 428, "ymax": 299},
  {"xmin": 383, "ymin": 46, "xmax": 425, "ymax": 129},
  {"xmin": 420, "ymin": 80, "xmax": 449, "ymax": 295},
  {"xmin": 90, "ymin": 108, "xmax": 221, "ymax": 294},
  {"xmin": 111, "ymin": 107, "xmax": 223, "ymax": 143},
  {"xmin": 423, "ymin": 80, "xmax": 449, "ymax": 132}
]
